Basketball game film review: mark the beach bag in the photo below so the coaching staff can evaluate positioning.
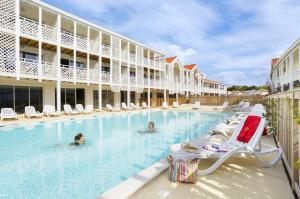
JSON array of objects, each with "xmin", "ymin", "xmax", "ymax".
[{"xmin": 167, "ymin": 155, "xmax": 199, "ymax": 184}]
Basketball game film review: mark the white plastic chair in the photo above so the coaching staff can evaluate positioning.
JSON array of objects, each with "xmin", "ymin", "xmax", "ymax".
[
  {"xmin": 162, "ymin": 101, "xmax": 168, "ymax": 109},
  {"xmin": 25, "ymin": 106, "xmax": 43, "ymax": 118},
  {"xmin": 0, "ymin": 108, "xmax": 17, "ymax": 120},
  {"xmin": 76, "ymin": 104, "xmax": 92, "ymax": 114},
  {"xmin": 193, "ymin": 101, "xmax": 201, "ymax": 109},
  {"xmin": 64, "ymin": 104, "xmax": 79, "ymax": 115},
  {"xmin": 130, "ymin": 103, "xmax": 137, "ymax": 110},
  {"xmin": 121, "ymin": 102, "xmax": 131, "ymax": 110},
  {"xmin": 170, "ymin": 115, "xmax": 282, "ymax": 176},
  {"xmin": 173, "ymin": 101, "xmax": 179, "ymax": 108},
  {"xmin": 142, "ymin": 102, "xmax": 148, "ymax": 109},
  {"xmin": 43, "ymin": 105, "xmax": 60, "ymax": 117}
]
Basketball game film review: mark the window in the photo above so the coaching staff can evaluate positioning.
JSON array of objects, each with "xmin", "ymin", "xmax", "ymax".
[
  {"xmin": 130, "ymin": 71, "xmax": 135, "ymax": 76},
  {"xmin": 70, "ymin": 61, "xmax": 86, "ymax": 68},
  {"xmin": 59, "ymin": 88, "xmax": 85, "ymax": 110},
  {"xmin": 93, "ymin": 90, "xmax": 99, "ymax": 109},
  {"xmin": 15, "ymin": 86, "xmax": 29, "ymax": 113},
  {"xmin": 20, "ymin": 51, "xmax": 38, "ymax": 61},
  {"xmin": 0, "ymin": 85, "xmax": 13, "ymax": 109},
  {"xmin": 30, "ymin": 87, "xmax": 43, "ymax": 112},
  {"xmin": 61, "ymin": 58, "xmax": 69, "ymax": 66}
]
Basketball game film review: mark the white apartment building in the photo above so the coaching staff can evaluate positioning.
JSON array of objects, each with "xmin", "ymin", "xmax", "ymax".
[
  {"xmin": 0, "ymin": 0, "xmax": 227, "ymax": 113},
  {"xmin": 270, "ymin": 37, "xmax": 300, "ymax": 93}
]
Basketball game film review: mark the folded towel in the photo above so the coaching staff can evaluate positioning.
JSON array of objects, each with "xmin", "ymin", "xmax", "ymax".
[
  {"xmin": 182, "ymin": 143, "xmax": 200, "ymax": 154},
  {"xmin": 202, "ymin": 144, "xmax": 231, "ymax": 153}
]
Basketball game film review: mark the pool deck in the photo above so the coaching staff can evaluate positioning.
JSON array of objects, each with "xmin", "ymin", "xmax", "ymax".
[{"xmin": 0, "ymin": 105, "xmax": 294, "ymax": 199}]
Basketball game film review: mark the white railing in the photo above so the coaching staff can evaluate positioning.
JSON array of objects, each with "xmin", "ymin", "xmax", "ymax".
[
  {"xmin": 121, "ymin": 51, "xmax": 128, "ymax": 62},
  {"xmin": 0, "ymin": 57, "xmax": 16, "ymax": 76},
  {"xmin": 121, "ymin": 73, "xmax": 128, "ymax": 85},
  {"xmin": 137, "ymin": 77, "xmax": 143, "ymax": 86},
  {"xmin": 61, "ymin": 65, "xmax": 74, "ymax": 81},
  {"xmin": 130, "ymin": 76, "xmax": 136, "ymax": 86},
  {"xmin": 144, "ymin": 78, "xmax": 149, "ymax": 86},
  {"xmin": 61, "ymin": 30, "xmax": 74, "ymax": 48},
  {"xmin": 144, "ymin": 57, "xmax": 149, "ymax": 66},
  {"xmin": 0, "ymin": 10, "xmax": 15, "ymax": 32},
  {"xmin": 76, "ymin": 35, "xmax": 87, "ymax": 51},
  {"xmin": 102, "ymin": 71, "xmax": 110, "ymax": 83},
  {"xmin": 130, "ymin": 54, "xmax": 136, "ymax": 64},
  {"xmin": 89, "ymin": 39, "xmax": 99, "ymax": 54},
  {"xmin": 20, "ymin": 16, "xmax": 38, "ymax": 39},
  {"xmin": 89, "ymin": 68, "xmax": 99, "ymax": 82},
  {"xmin": 150, "ymin": 59, "xmax": 154, "ymax": 67},
  {"xmin": 42, "ymin": 61, "xmax": 56, "ymax": 80},
  {"xmin": 102, "ymin": 44, "xmax": 110, "ymax": 57},
  {"xmin": 42, "ymin": 24, "xmax": 57, "ymax": 43},
  {"xmin": 76, "ymin": 68, "xmax": 87, "ymax": 82},
  {"xmin": 20, "ymin": 58, "xmax": 39, "ymax": 78}
]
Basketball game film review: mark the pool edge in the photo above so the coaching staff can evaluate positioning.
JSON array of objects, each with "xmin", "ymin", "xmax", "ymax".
[{"xmin": 97, "ymin": 158, "xmax": 169, "ymax": 199}]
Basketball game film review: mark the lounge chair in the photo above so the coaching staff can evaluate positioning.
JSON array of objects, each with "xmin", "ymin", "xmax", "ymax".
[
  {"xmin": 64, "ymin": 104, "xmax": 79, "ymax": 115},
  {"xmin": 142, "ymin": 102, "xmax": 148, "ymax": 109},
  {"xmin": 231, "ymin": 101, "xmax": 244, "ymax": 109},
  {"xmin": 173, "ymin": 101, "xmax": 179, "ymax": 108},
  {"xmin": 130, "ymin": 103, "xmax": 137, "ymax": 110},
  {"xmin": 135, "ymin": 103, "xmax": 142, "ymax": 110},
  {"xmin": 25, "ymin": 106, "xmax": 43, "ymax": 118},
  {"xmin": 213, "ymin": 101, "xmax": 229, "ymax": 110},
  {"xmin": 106, "ymin": 104, "xmax": 120, "ymax": 112},
  {"xmin": 170, "ymin": 115, "xmax": 282, "ymax": 176},
  {"xmin": 162, "ymin": 102, "xmax": 168, "ymax": 109},
  {"xmin": 43, "ymin": 105, "xmax": 60, "ymax": 117},
  {"xmin": 76, "ymin": 104, "xmax": 93, "ymax": 114},
  {"xmin": 192, "ymin": 101, "xmax": 201, "ymax": 109},
  {"xmin": 121, "ymin": 102, "xmax": 132, "ymax": 110},
  {"xmin": 0, "ymin": 108, "xmax": 17, "ymax": 120}
]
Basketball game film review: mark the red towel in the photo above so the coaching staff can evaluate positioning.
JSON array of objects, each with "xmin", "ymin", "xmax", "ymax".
[{"xmin": 237, "ymin": 116, "xmax": 263, "ymax": 143}]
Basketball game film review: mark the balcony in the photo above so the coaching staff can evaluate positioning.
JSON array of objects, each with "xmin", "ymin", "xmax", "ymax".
[
  {"xmin": 121, "ymin": 73, "xmax": 128, "ymax": 85},
  {"xmin": 121, "ymin": 51, "xmax": 128, "ymax": 62},
  {"xmin": 76, "ymin": 68, "xmax": 87, "ymax": 82},
  {"xmin": 61, "ymin": 30, "xmax": 74, "ymax": 48},
  {"xmin": 150, "ymin": 59, "xmax": 154, "ymax": 68},
  {"xmin": 20, "ymin": 58, "xmax": 38, "ymax": 79},
  {"xmin": 89, "ymin": 68, "xmax": 99, "ymax": 83},
  {"xmin": 89, "ymin": 39, "xmax": 99, "ymax": 55},
  {"xmin": 0, "ymin": 10, "xmax": 15, "ymax": 32},
  {"xmin": 150, "ymin": 79, "xmax": 155, "ymax": 87},
  {"xmin": 144, "ymin": 78, "xmax": 149, "ymax": 86},
  {"xmin": 130, "ymin": 53, "xmax": 136, "ymax": 64},
  {"xmin": 0, "ymin": 57, "xmax": 16, "ymax": 77},
  {"xmin": 130, "ymin": 76, "xmax": 136, "ymax": 86},
  {"xmin": 60, "ymin": 65, "xmax": 74, "ymax": 82},
  {"xmin": 102, "ymin": 44, "xmax": 110, "ymax": 57},
  {"xmin": 76, "ymin": 35, "xmax": 87, "ymax": 51},
  {"xmin": 42, "ymin": 61, "xmax": 57, "ymax": 80},
  {"xmin": 101, "ymin": 71, "xmax": 110, "ymax": 84},
  {"xmin": 42, "ymin": 24, "xmax": 57, "ymax": 43},
  {"xmin": 143, "ymin": 58, "xmax": 149, "ymax": 66},
  {"xmin": 20, "ymin": 16, "xmax": 38, "ymax": 39}
]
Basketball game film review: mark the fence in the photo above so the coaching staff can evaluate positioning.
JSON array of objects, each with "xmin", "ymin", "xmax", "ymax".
[
  {"xmin": 268, "ymin": 88, "xmax": 300, "ymax": 197},
  {"xmin": 140, "ymin": 95, "xmax": 266, "ymax": 107}
]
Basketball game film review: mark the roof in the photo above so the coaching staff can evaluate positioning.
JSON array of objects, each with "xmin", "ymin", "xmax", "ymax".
[
  {"xmin": 165, "ymin": 56, "xmax": 177, "ymax": 64},
  {"xmin": 271, "ymin": 58, "xmax": 279, "ymax": 67},
  {"xmin": 184, "ymin": 64, "xmax": 197, "ymax": 71},
  {"xmin": 203, "ymin": 78, "xmax": 223, "ymax": 85}
]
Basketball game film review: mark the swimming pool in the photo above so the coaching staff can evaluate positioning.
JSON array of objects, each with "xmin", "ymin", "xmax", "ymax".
[{"xmin": 0, "ymin": 110, "xmax": 231, "ymax": 199}]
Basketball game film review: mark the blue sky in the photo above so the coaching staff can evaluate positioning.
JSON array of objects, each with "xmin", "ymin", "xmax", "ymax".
[{"xmin": 44, "ymin": 0, "xmax": 300, "ymax": 86}]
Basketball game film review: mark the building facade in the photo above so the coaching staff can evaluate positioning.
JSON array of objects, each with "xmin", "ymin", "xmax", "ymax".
[
  {"xmin": 270, "ymin": 38, "xmax": 300, "ymax": 93},
  {"xmin": 0, "ymin": 0, "xmax": 227, "ymax": 113}
]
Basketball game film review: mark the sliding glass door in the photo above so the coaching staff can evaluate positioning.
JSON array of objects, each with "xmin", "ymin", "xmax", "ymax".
[{"xmin": 0, "ymin": 85, "xmax": 13, "ymax": 109}]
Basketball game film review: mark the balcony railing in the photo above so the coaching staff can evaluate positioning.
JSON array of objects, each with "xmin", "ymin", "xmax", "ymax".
[
  {"xmin": 61, "ymin": 65, "xmax": 74, "ymax": 81},
  {"xmin": 121, "ymin": 74, "xmax": 128, "ymax": 84},
  {"xmin": 76, "ymin": 35, "xmax": 87, "ymax": 51},
  {"xmin": 130, "ymin": 54, "xmax": 136, "ymax": 64},
  {"xmin": 130, "ymin": 76, "xmax": 136, "ymax": 86},
  {"xmin": 101, "ymin": 71, "xmax": 110, "ymax": 83},
  {"xmin": 89, "ymin": 39, "xmax": 99, "ymax": 55},
  {"xmin": 61, "ymin": 30, "xmax": 74, "ymax": 48},
  {"xmin": 20, "ymin": 16, "xmax": 38, "ymax": 39},
  {"xmin": 42, "ymin": 61, "xmax": 56, "ymax": 80},
  {"xmin": 150, "ymin": 59, "xmax": 154, "ymax": 67},
  {"xmin": 0, "ymin": 57, "xmax": 16, "ymax": 76},
  {"xmin": 76, "ymin": 68, "xmax": 87, "ymax": 82},
  {"xmin": 42, "ymin": 24, "xmax": 57, "ymax": 43},
  {"xmin": 143, "ymin": 58, "xmax": 149, "ymax": 66},
  {"xmin": 89, "ymin": 68, "xmax": 99, "ymax": 82},
  {"xmin": 20, "ymin": 58, "xmax": 38, "ymax": 79},
  {"xmin": 121, "ymin": 51, "xmax": 128, "ymax": 62},
  {"xmin": 102, "ymin": 44, "xmax": 110, "ymax": 57},
  {"xmin": 0, "ymin": 10, "xmax": 15, "ymax": 32}
]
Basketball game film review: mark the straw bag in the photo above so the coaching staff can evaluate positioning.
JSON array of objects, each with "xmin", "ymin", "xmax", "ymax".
[{"xmin": 167, "ymin": 155, "xmax": 199, "ymax": 184}]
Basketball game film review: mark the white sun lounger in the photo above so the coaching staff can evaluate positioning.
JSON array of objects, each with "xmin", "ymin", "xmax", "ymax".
[
  {"xmin": 25, "ymin": 106, "xmax": 43, "ymax": 119},
  {"xmin": 64, "ymin": 104, "xmax": 79, "ymax": 115},
  {"xmin": 0, "ymin": 108, "xmax": 18, "ymax": 120},
  {"xmin": 173, "ymin": 101, "xmax": 179, "ymax": 108},
  {"xmin": 193, "ymin": 101, "xmax": 201, "ymax": 109},
  {"xmin": 130, "ymin": 103, "xmax": 138, "ymax": 110},
  {"xmin": 170, "ymin": 115, "xmax": 282, "ymax": 176},
  {"xmin": 76, "ymin": 104, "xmax": 93, "ymax": 114},
  {"xmin": 43, "ymin": 105, "xmax": 60, "ymax": 117},
  {"xmin": 121, "ymin": 103, "xmax": 132, "ymax": 110},
  {"xmin": 142, "ymin": 102, "xmax": 148, "ymax": 109},
  {"xmin": 106, "ymin": 104, "xmax": 120, "ymax": 112},
  {"xmin": 162, "ymin": 101, "xmax": 168, "ymax": 109},
  {"xmin": 213, "ymin": 101, "xmax": 229, "ymax": 110},
  {"xmin": 135, "ymin": 103, "xmax": 142, "ymax": 110}
]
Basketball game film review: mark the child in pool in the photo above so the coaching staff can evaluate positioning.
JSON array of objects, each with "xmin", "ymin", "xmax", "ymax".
[{"xmin": 138, "ymin": 121, "xmax": 156, "ymax": 133}]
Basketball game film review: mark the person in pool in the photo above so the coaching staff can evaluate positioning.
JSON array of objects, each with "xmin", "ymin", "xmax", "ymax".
[
  {"xmin": 138, "ymin": 121, "xmax": 156, "ymax": 133},
  {"xmin": 70, "ymin": 133, "xmax": 85, "ymax": 146}
]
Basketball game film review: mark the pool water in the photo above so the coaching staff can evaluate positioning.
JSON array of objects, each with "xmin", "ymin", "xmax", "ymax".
[{"xmin": 0, "ymin": 110, "xmax": 231, "ymax": 199}]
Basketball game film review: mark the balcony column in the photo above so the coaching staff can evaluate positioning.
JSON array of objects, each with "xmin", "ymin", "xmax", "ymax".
[
  {"xmin": 109, "ymin": 35, "xmax": 112, "ymax": 84},
  {"xmin": 73, "ymin": 21, "xmax": 77, "ymax": 84},
  {"xmin": 135, "ymin": 45, "xmax": 138, "ymax": 88},
  {"xmin": 15, "ymin": 0, "xmax": 20, "ymax": 80},
  {"xmin": 38, "ymin": 7, "xmax": 43, "ymax": 82},
  {"xmin": 147, "ymin": 50, "xmax": 151, "ymax": 107},
  {"xmin": 127, "ymin": 41, "xmax": 130, "ymax": 104},
  {"xmin": 56, "ymin": 14, "xmax": 62, "ymax": 112},
  {"xmin": 164, "ymin": 68, "xmax": 167, "ymax": 102},
  {"xmin": 87, "ymin": 26, "xmax": 90, "ymax": 85},
  {"xmin": 98, "ymin": 31, "xmax": 102, "ymax": 110}
]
